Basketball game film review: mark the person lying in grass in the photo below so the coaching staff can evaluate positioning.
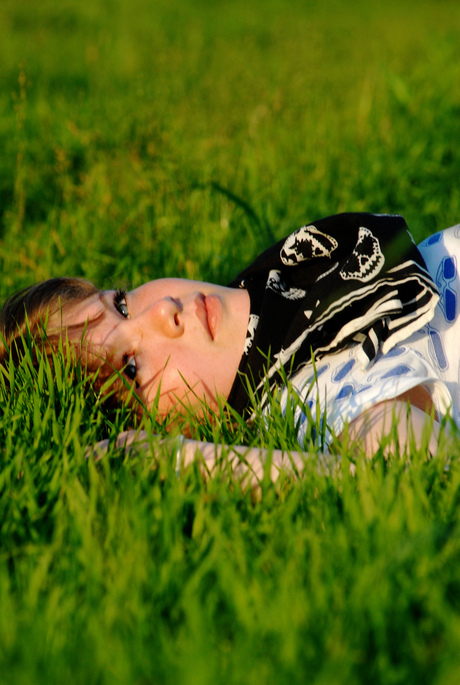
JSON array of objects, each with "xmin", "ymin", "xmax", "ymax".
[{"xmin": 0, "ymin": 212, "xmax": 455, "ymax": 481}]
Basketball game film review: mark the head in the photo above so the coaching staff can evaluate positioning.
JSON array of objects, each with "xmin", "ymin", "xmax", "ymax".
[
  {"xmin": 0, "ymin": 277, "xmax": 250, "ymax": 420},
  {"xmin": 0, "ymin": 277, "xmax": 126, "ymax": 410}
]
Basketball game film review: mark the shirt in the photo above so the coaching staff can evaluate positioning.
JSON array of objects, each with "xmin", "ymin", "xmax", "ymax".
[{"xmin": 278, "ymin": 224, "xmax": 460, "ymax": 448}]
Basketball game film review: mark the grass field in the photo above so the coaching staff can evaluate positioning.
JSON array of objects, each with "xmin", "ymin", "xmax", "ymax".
[{"xmin": 1, "ymin": 0, "xmax": 460, "ymax": 683}]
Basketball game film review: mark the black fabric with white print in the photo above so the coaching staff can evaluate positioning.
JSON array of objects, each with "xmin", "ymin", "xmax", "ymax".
[{"xmin": 226, "ymin": 212, "xmax": 440, "ymax": 414}]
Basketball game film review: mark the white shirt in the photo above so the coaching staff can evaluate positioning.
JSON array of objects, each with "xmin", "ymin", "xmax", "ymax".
[{"xmin": 279, "ymin": 224, "xmax": 460, "ymax": 448}]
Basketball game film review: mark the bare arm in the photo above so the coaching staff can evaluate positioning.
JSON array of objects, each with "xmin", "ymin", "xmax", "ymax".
[
  {"xmin": 176, "ymin": 401, "xmax": 440, "ymax": 480},
  {"xmin": 179, "ymin": 439, "xmax": 335, "ymax": 483},
  {"xmin": 92, "ymin": 431, "xmax": 330, "ymax": 485},
  {"xmin": 343, "ymin": 400, "xmax": 441, "ymax": 457},
  {"xmin": 90, "ymin": 397, "xmax": 441, "ymax": 484}
]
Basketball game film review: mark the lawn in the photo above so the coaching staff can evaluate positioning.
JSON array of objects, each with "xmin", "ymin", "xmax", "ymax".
[{"xmin": 1, "ymin": 0, "xmax": 460, "ymax": 682}]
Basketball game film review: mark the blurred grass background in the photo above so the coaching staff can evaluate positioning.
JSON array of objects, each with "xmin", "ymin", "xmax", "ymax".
[
  {"xmin": 1, "ymin": 0, "xmax": 460, "ymax": 683},
  {"xmin": 1, "ymin": 0, "xmax": 460, "ymax": 292}
]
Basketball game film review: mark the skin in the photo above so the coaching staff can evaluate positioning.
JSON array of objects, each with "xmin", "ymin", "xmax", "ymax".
[
  {"xmin": 91, "ymin": 399, "xmax": 441, "ymax": 489},
  {"xmin": 59, "ymin": 278, "xmax": 251, "ymax": 417},
  {"xmin": 63, "ymin": 277, "xmax": 440, "ymax": 478}
]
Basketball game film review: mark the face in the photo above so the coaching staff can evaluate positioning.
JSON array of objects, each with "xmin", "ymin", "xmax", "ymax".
[{"xmin": 58, "ymin": 278, "xmax": 250, "ymax": 417}]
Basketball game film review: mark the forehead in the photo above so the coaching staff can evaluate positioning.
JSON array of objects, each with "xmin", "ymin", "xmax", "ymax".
[
  {"xmin": 59, "ymin": 291, "xmax": 106, "ymax": 327},
  {"xmin": 48, "ymin": 290, "xmax": 123, "ymax": 355}
]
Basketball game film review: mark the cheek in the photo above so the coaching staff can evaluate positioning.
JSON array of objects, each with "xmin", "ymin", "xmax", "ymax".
[
  {"xmin": 139, "ymin": 353, "xmax": 200, "ymax": 411},
  {"xmin": 141, "ymin": 355, "xmax": 224, "ymax": 415}
]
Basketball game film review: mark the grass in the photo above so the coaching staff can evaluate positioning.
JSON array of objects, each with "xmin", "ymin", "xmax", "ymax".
[{"xmin": 1, "ymin": 0, "xmax": 460, "ymax": 682}]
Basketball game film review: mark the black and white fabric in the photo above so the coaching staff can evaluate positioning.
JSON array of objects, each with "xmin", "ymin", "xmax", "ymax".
[{"xmin": 227, "ymin": 212, "xmax": 439, "ymax": 414}]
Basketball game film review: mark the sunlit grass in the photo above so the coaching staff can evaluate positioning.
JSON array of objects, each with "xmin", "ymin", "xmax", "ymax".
[{"xmin": 1, "ymin": 0, "xmax": 460, "ymax": 682}]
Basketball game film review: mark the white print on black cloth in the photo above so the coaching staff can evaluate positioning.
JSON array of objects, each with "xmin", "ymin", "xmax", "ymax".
[
  {"xmin": 244, "ymin": 314, "xmax": 259, "ymax": 355},
  {"xmin": 280, "ymin": 225, "xmax": 338, "ymax": 265},
  {"xmin": 266, "ymin": 270, "xmax": 306, "ymax": 300},
  {"xmin": 340, "ymin": 226, "xmax": 385, "ymax": 282}
]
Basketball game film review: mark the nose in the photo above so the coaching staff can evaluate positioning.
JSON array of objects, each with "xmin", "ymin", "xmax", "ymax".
[{"xmin": 129, "ymin": 297, "xmax": 184, "ymax": 339}]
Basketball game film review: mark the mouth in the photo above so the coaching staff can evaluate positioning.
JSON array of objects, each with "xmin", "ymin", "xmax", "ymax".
[
  {"xmin": 195, "ymin": 294, "xmax": 221, "ymax": 340},
  {"xmin": 204, "ymin": 295, "xmax": 221, "ymax": 340}
]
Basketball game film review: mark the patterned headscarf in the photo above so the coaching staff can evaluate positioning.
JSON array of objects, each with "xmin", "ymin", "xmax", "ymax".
[{"xmin": 226, "ymin": 212, "xmax": 439, "ymax": 414}]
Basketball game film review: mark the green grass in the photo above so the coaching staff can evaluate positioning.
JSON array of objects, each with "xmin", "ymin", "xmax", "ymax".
[{"xmin": 2, "ymin": 0, "xmax": 460, "ymax": 682}]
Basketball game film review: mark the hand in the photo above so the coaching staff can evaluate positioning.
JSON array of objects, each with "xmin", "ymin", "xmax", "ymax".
[{"xmin": 85, "ymin": 429, "xmax": 150, "ymax": 461}]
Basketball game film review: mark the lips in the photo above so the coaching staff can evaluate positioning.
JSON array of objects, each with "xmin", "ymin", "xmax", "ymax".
[
  {"xmin": 204, "ymin": 295, "xmax": 221, "ymax": 340},
  {"xmin": 195, "ymin": 293, "xmax": 221, "ymax": 340}
]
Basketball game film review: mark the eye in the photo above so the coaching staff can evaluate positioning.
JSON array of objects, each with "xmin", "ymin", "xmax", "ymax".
[
  {"xmin": 113, "ymin": 289, "xmax": 130, "ymax": 319},
  {"xmin": 123, "ymin": 355, "xmax": 138, "ymax": 386}
]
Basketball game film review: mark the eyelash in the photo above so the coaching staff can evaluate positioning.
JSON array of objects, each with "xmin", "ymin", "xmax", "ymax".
[
  {"xmin": 113, "ymin": 289, "xmax": 129, "ymax": 318},
  {"xmin": 123, "ymin": 355, "xmax": 139, "ymax": 388},
  {"xmin": 113, "ymin": 289, "xmax": 138, "ymax": 387}
]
